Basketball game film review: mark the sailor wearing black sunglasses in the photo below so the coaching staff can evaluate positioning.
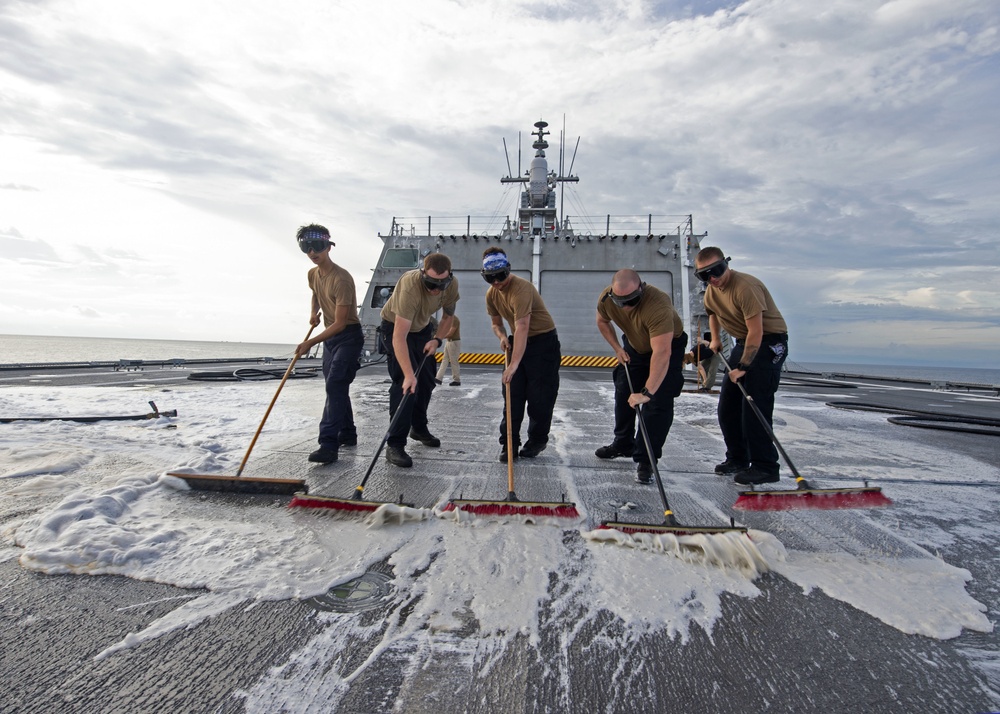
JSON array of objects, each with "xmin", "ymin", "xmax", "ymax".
[
  {"xmin": 482, "ymin": 247, "xmax": 561, "ymax": 461},
  {"xmin": 596, "ymin": 269, "xmax": 688, "ymax": 484},
  {"xmin": 695, "ymin": 246, "xmax": 788, "ymax": 486},
  {"xmin": 378, "ymin": 252, "xmax": 460, "ymax": 467},
  {"xmin": 294, "ymin": 224, "xmax": 363, "ymax": 465}
]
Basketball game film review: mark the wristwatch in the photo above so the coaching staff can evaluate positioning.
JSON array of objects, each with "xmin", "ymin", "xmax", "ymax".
[{"xmin": 640, "ymin": 387, "xmax": 654, "ymax": 397}]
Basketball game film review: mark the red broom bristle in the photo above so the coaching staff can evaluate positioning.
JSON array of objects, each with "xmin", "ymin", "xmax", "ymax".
[
  {"xmin": 733, "ymin": 488, "xmax": 893, "ymax": 512},
  {"xmin": 451, "ymin": 502, "xmax": 580, "ymax": 518},
  {"xmin": 288, "ymin": 495, "xmax": 381, "ymax": 512}
]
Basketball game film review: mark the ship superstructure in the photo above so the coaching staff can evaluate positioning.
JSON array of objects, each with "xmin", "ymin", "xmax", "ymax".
[{"xmin": 359, "ymin": 120, "xmax": 708, "ymax": 363}]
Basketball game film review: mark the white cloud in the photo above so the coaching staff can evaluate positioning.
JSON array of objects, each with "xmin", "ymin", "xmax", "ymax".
[{"xmin": 0, "ymin": 0, "xmax": 997, "ymax": 365}]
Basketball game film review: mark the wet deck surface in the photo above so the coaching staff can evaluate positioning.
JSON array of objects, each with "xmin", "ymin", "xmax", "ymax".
[{"xmin": 2, "ymin": 361, "xmax": 999, "ymax": 712}]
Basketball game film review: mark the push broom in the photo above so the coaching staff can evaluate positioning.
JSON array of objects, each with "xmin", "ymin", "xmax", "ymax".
[
  {"xmin": 598, "ymin": 363, "xmax": 749, "ymax": 537},
  {"xmin": 440, "ymin": 352, "xmax": 579, "ymax": 519},
  {"xmin": 288, "ymin": 355, "xmax": 433, "ymax": 513},
  {"xmin": 166, "ymin": 326, "xmax": 316, "ymax": 495},
  {"xmin": 717, "ymin": 353, "xmax": 893, "ymax": 511}
]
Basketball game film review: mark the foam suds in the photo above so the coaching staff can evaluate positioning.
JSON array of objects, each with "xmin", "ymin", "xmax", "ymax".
[
  {"xmin": 366, "ymin": 502, "xmax": 433, "ymax": 526},
  {"xmin": 581, "ymin": 527, "xmax": 772, "ymax": 577}
]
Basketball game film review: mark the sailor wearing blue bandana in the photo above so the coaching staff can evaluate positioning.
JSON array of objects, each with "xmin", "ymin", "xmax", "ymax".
[
  {"xmin": 294, "ymin": 223, "xmax": 362, "ymax": 464},
  {"xmin": 482, "ymin": 247, "xmax": 561, "ymax": 461}
]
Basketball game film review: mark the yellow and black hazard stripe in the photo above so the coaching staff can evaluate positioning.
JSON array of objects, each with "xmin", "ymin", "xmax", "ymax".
[{"xmin": 436, "ymin": 353, "xmax": 615, "ymax": 368}]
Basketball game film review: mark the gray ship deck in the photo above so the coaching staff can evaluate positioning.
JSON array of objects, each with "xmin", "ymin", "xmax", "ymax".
[{"xmin": 1, "ymin": 361, "xmax": 998, "ymax": 712}]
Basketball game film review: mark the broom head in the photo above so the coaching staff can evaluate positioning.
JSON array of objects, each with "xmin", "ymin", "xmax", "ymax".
[
  {"xmin": 733, "ymin": 486, "xmax": 892, "ymax": 511},
  {"xmin": 165, "ymin": 472, "xmax": 307, "ymax": 496},
  {"xmin": 289, "ymin": 492, "xmax": 414, "ymax": 512},
  {"xmin": 441, "ymin": 498, "xmax": 580, "ymax": 519},
  {"xmin": 598, "ymin": 520, "xmax": 748, "ymax": 537}
]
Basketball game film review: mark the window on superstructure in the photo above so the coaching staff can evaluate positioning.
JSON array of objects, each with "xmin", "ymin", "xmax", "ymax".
[{"xmin": 382, "ymin": 248, "xmax": 419, "ymax": 268}]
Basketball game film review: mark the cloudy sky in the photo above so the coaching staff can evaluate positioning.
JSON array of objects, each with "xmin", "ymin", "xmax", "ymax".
[{"xmin": 1, "ymin": 0, "xmax": 997, "ymax": 367}]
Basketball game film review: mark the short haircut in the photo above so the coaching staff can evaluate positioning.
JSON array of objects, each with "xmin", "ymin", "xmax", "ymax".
[
  {"xmin": 424, "ymin": 252, "xmax": 452, "ymax": 274},
  {"xmin": 483, "ymin": 246, "xmax": 506, "ymax": 259},
  {"xmin": 696, "ymin": 246, "xmax": 725, "ymax": 264}
]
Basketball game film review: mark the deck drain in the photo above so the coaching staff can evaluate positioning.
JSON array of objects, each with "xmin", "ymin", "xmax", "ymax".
[{"xmin": 308, "ymin": 572, "xmax": 394, "ymax": 613}]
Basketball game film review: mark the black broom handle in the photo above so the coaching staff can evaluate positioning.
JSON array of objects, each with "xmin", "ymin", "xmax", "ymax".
[
  {"xmin": 352, "ymin": 353, "xmax": 430, "ymax": 499},
  {"xmin": 623, "ymin": 362, "xmax": 678, "ymax": 525}
]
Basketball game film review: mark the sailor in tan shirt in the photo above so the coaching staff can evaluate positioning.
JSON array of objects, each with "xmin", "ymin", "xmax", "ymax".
[
  {"xmin": 293, "ymin": 224, "xmax": 363, "ymax": 465},
  {"xmin": 378, "ymin": 252, "xmax": 460, "ymax": 467},
  {"xmin": 696, "ymin": 246, "xmax": 789, "ymax": 485},
  {"xmin": 482, "ymin": 247, "xmax": 560, "ymax": 460},
  {"xmin": 596, "ymin": 269, "xmax": 688, "ymax": 484}
]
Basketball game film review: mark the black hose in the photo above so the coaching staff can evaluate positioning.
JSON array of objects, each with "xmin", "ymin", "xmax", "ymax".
[
  {"xmin": 187, "ymin": 368, "xmax": 318, "ymax": 382},
  {"xmin": 827, "ymin": 400, "xmax": 1000, "ymax": 437}
]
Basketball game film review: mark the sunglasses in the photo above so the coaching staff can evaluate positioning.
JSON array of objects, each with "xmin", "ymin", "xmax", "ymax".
[
  {"xmin": 481, "ymin": 267, "xmax": 510, "ymax": 284},
  {"xmin": 422, "ymin": 273, "xmax": 454, "ymax": 291},
  {"xmin": 299, "ymin": 239, "xmax": 331, "ymax": 254},
  {"xmin": 695, "ymin": 258, "xmax": 728, "ymax": 283},
  {"xmin": 608, "ymin": 284, "xmax": 644, "ymax": 308}
]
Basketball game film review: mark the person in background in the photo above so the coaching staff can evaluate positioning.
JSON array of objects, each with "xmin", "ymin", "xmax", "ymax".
[
  {"xmin": 695, "ymin": 246, "xmax": 788, "ymax": 485},
  {"xmin": 685, "ymin": 329, "xmax": 729, "ymax": 392},
  {"xmin": 595, "ymin": 269, "xmax": 688, "ymax": 484},
  {"xmin": 482, "ymin": 247, "xmax": 560, "ymax": 461},
  {"xmin": 434, "ymin": 314, "xmax": 462, "ymax": 386},
  {"xmin": 378, "ymin": 253, "xmax": 459, "ymax": 467},
  {"xmin": 294, "ymin": 224, "xmax": 364, "ymax": 464}
]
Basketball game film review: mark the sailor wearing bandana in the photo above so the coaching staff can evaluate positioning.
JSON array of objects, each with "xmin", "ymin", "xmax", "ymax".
[
  {"xmin": 378, "ymin": 252, "xmax": 460, "ymax": 467},
  {"xmin": 595, "ymin": 269, "xmax": 688, "ymax": 484},
  {"xmin": 482, "ymin": 247, "xmax": 561, "ymax": 461},
  {"xmin": 294, "ymin": 224, "xmax": 363, "ymax": 464}
]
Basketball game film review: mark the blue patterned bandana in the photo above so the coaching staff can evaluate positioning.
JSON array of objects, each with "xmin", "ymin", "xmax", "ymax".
[{"xmin": 482, "ymin": 253, "xmax": 510, "ymax": 271}]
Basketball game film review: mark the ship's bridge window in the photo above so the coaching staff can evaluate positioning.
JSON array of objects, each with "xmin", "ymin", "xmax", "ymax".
[
  {"xmin": 382, "ymin": 248, "xmax": 419, "ymax": 268},
  {"xmin": 371, "ymin": 285, "xmax": 395, "ymax": 308}
]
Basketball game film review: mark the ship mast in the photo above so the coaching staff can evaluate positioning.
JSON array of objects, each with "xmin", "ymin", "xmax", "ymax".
[{"xmin": 500, "ymin": 120, "xmax": 579, "ymax": 288}]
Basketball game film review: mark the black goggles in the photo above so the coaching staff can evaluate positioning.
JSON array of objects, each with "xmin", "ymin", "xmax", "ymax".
[
  {"xmin": 695, "ymin": 259, "xmax": 728, "ymax": 283},
  {"xmin": 299, "ymin": 239, "xmax": 331, "ymax": 254},
  {"xmin": 481, "ymin": 267, "xmax": 510, "ymax": 284},
  {"xmin": 608, "ymin": 284, "xmax": 644, "ymax": 308},
  {"xmin": 422, "ymin": 273, "xmax": 454, "ymax": 291}
]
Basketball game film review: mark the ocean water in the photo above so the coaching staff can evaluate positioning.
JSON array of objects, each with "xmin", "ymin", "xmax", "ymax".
[
  {"xmin": 795, "ymin": 361, "xmax": 1000, "ymax": 387},
  {"xmin": 0, "ymin": 334, "xmax": 298, "ymax": 365}
]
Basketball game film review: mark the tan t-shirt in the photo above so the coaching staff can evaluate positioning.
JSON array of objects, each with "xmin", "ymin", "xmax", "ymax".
[
  {"xmin": 597, "ymin": 283, "xmax": 683, "ymax": 354},
  {"xmin": 485, "ymin": 275, "xmax": 556, "ymax": 337},
  {"xmin": 704, "ymin": 271, "xmax": 787, "ymax": 340},
  {"xmin": 308, "ymin": 263, "xmax": 360, "ymax": 328},
  {"xmin": 380, "ymin": 269, "xmax": 460, "ymax": 332},
  {"xmin": 445, "ymin": 315, "xmax": 461, "ymax": 341}
]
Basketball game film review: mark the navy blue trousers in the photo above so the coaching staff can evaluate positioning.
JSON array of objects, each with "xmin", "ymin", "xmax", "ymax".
[
  {"xmin": 318, "ymin": 324, "xmax": 363, "ymax": 449},
  {"xmin": 610, "ymin": 333, "xmax": 687, "ymax": 464},
  {"xmin": 717, "ymin": 336, "xmax": 788, "ymax": 474},
  {"xmin": 499, "ymin": 330, "xmax": 561, "ymax": 447},
  {"xmin": 381, "ymin": 320, "xmax": 437, "ymax": 448}
]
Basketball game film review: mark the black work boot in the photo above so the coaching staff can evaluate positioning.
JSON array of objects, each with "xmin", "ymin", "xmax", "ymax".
[
  {"xmin": 409, "ymin": 428, "xmax": 441, "ymax": 447},
  {"xmin": 595, "ymin": 442, "xmax": 633, "ymax": 459},
  {"xmin": 714, "ymin": 458, "xmax": 749, "ymax": 475},
  {"xmin": 385, "ymin": 445, "xmax": 413, "ymax": 468},
  {"xmin": 519, "ymin": 441, "xmax": 546, "ymax": 458},
  {"xmin": 635, "ymin": 462, "xmax": 653, "ymax": 484},
  {"xmin": 308, "ymin": 447, "xmax": 338, "ymax": 464},
  {"xmin": 498, "ymin": 443, "xmax": 520, "ymax": 463}
]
